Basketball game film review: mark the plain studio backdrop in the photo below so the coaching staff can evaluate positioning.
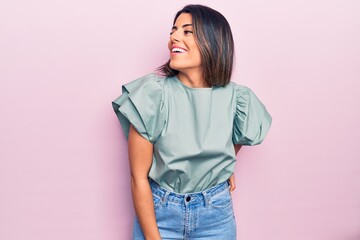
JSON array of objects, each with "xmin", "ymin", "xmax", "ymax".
[{"xmin": 0, "ymin": 0, "xmax": 359, "ymax": 239}]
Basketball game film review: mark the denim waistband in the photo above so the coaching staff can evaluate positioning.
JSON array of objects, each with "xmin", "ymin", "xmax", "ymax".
[{"xmin": 149, "ymin": 179, "xmax": 230, "ymax": 207}]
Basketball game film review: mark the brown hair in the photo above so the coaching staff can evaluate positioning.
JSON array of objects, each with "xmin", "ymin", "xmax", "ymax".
[{"xmin": 156, "ymin": 4, "xmax": 235, "ymax": 87}]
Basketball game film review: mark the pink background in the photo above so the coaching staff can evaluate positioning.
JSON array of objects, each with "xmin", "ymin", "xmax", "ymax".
[{"xmin": 1, "ymin": 0, "xmax": 359, "ymax": 239}]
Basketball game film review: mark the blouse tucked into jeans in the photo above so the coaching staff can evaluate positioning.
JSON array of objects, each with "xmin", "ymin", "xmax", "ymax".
[{"xmin": 112, "ymin": 73, "xmax": 272, "ymax": 194}]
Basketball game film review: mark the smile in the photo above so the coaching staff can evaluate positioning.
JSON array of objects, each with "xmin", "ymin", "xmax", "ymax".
[{"xmin": 171, "ymin": 46, "xmax": 187, "ymax": 53}]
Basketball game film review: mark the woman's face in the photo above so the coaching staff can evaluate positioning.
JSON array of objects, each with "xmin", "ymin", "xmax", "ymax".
[{"xmin": 168, "ymin": 13, "xmax": 202, "ymax": 73}]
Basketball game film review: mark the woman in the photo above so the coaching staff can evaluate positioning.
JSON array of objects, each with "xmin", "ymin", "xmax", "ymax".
[{"xmin": 112, "ymin": 4, "xmax": 272, "ymax": 240}]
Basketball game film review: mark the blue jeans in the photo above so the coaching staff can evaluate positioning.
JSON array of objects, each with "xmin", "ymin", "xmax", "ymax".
[{"xmin": 132, "ymin": 179, "xmax": 237, "ymax": 240}]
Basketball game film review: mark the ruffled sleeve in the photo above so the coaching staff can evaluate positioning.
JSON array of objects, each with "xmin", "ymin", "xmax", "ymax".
[
  {"xmin": 232, "ymin": 84, "xmax": 272, "ymax": 146},
  {"xmin": 111, "ymin": 73, "xmax": 166, "ymax": 144}
]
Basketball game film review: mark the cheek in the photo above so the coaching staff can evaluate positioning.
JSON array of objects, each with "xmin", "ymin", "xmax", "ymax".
[
  {"xmin": 190, "ymin": 43, "xmax": 201, "ymax": 61},
  {"xmin": 192, "ymin": 49, "xmax": 202, "ymax": 63},
  {"xmin": 167, "ymin": 40, "xmax": 172, "ymax": 51}
]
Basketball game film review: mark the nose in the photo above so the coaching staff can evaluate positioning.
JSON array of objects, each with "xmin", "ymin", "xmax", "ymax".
[{"xmin": 170, "ymin": 31, "xmax": 180, "ymax": 43}]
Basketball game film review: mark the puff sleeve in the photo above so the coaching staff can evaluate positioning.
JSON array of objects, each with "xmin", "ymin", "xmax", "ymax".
[
  {"xmin": 111, "ymin": 73, "xmax": 166, "ymax": 144},
  {"xmin": 232, "ymin": 85, "xmax": 272, "ymax": 146}
]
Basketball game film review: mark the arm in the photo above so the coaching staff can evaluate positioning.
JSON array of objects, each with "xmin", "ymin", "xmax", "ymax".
[
  {"xmin": 228, "ymin": 144, "xmax": 243, "ymax": 192},
  {"xmin": 234, "ymin": 144, "xmax": 242, "ymax": 155},
  {"xmin": 128, "ymin": 124, "xmax": 161, "ymax": 240}
]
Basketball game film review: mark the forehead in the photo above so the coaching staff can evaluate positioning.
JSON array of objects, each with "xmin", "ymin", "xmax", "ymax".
[{"xmin": 174, "ymin": 13, "xmax": 193, "ymax": 26}]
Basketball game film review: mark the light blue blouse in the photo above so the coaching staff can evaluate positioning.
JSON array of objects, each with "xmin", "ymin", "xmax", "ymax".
[{"xmin": 112, "ymin": 73, "xmax": 272, "ymax": 193}]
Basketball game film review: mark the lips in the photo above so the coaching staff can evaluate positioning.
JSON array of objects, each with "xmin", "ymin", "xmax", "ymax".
[
  {"xmin": 171, "ymin": 45, "xmax": 187, "ymax": 54},
  {"xmin": 172, "ymin": 47, "xmax": 186, "ymax": 53}
]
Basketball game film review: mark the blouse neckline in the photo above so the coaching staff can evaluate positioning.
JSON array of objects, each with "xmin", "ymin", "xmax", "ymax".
[{"xmin": 173, "ymin": 75, "xmax": 214, "ymax": 90}]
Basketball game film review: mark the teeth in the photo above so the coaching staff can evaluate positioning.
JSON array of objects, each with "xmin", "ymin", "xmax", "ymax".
[{"xmin": 172, "ymin": 47, "xmax": 186, "ymax": 53}]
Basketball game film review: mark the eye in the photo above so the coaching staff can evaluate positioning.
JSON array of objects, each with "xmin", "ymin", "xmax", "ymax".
[{"xmin": 184, "ymin": 30, "xmax": 193, "ymax": 35}]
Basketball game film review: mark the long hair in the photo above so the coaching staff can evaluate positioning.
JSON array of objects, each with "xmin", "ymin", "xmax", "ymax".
[{"xmin": 156, "ymin": 4, "xmax": 235, "ymax": 87}]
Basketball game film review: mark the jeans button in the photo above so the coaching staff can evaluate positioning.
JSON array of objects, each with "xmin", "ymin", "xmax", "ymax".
[{"xmin": 186, "ymin": 196, "xmax": 191, "ymax": 202}]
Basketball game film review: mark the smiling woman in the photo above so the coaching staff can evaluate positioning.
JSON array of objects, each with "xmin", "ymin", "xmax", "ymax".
[
  {"xmin": 167, "ymin": 14, "xmax": 202, "ymax": 85},
  {"xmin": 159, "ymin": 5, "xmax": 234, "ymax": 89},
  {"xmin": 111, "ymin": 4, "xmax": 272, "ymax": 240}
]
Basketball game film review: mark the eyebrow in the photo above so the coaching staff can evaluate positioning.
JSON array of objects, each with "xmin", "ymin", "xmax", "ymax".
[{"xmin": 171, "ymin": 24, "xmax": 193, "ymax": 31}]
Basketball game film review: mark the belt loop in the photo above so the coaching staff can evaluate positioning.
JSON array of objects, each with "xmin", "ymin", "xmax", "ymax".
[
  {"xmin": 202, "ymin": 191, "xmax": 210, "ymax": 207},
  {"xmin": 162, "ymin": 190, "xmax": 170, "ymax": 206}
]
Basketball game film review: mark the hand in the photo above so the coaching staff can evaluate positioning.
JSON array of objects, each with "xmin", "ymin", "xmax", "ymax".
[{"xmin": 228, "ymin": 173, "xmax": 236, "ymax": 192}]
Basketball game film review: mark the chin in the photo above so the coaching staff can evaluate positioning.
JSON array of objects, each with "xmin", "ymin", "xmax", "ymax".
[{"xmin": 169, "ymin": 62, "xmax": 181, "ymax": 71}]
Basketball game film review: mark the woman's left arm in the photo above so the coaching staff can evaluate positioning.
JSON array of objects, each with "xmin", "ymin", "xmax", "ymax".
[
  {"xmin": 234, "ymin": 144, "xmax": 242, "ymax": 155},
  {"xmin": 229, "ymin": 144, "xmax": 243, "ymax": 192}
]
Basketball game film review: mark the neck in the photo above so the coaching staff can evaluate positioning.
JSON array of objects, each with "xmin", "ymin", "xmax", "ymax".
[{"xmin": 177, "ymin": 70, "xmax": 211, "ymax": 88}]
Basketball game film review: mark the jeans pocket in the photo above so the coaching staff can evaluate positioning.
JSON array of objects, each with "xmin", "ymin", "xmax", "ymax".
[{"xmin": 209, "ymin": 189, "xmax": 232, "ymax": 209}]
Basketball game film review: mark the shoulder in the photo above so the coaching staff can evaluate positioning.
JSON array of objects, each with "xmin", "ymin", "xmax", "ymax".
[
  {"xmin": 120, "ymin": 72, "xmax": 167, "ymax": 110},
  {"xmin": 122, "ymin": 72, "xmax": 166, "ymax": 93},
  {"xmin": 229, "ymin": 81, "xmax": 269, "ymax": 115},
  {"xmin": 228, "ymin": 81, "xmax": 254, "ymax": 102},
  {"xmin": 112, "ymin": 73, "xmax": 167, "ymax": 144},
  {"xmin": 228, "ymin": 81, "xmax": 252, "ymax": 91}
]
